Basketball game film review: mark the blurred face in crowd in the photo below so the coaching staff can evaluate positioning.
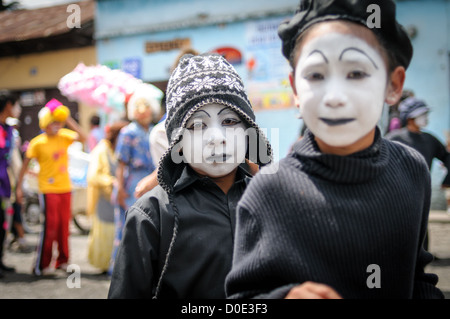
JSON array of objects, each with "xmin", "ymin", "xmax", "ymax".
[
  {"xmin": 414, "ymin": 113, "xmax": 429, "ymax": 128},
  {"xmin": 11, "ymin": 101, "xmax": 22, "ymax": 119},
  {"xmin": 181, "ymin": 103, "xmax": 248, "ymax": 178},
  {"xmin": 46, "ymin": 121, "xmax": 64, "ymax": 136},
  {"xmin": 290, "ymin": 21, "xmax": 405, "ymax": 154},
  {"xmin": 133, "ymin": 99, "xmax": 153, "ymax": 128}
]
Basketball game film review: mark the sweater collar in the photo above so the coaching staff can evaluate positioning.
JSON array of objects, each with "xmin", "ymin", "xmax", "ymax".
[
  {"xmin": 291, "ymin": 127, "xmax": 389, "ymax": 184},
  {"xmin": 173, "ymin": 164, "xmax": 249, "ymax": 193}
]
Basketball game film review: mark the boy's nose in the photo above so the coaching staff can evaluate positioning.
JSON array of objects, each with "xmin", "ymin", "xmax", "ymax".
[
  {"xmin": 206, "ymin": 128, "xmax": 226, "ymax": 146},
  {"xmin": 323, "ymin": 90, "xmax": 348, "ymax": 108},
  {"xmin": 323, "ymin": 80, "xmax": 348, "ymax": 108}
]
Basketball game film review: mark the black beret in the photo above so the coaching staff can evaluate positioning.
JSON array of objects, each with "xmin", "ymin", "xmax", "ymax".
[{"xmin": 278, "ymin": 0, "xmax": 413, "ymax": 69}]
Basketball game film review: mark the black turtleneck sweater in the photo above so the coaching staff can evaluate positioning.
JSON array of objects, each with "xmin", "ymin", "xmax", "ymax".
[{"xmin": 225, "ymin": 128, "xmax": 444, "ymax": 299}]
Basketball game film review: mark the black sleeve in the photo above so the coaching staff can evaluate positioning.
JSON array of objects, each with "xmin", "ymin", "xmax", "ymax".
[
  {"xmin": 108, "ymin": 201, "xmax": 161, "ymax": 299},
  {"xmin": 431, "ymin": 134, "xmax": 450, "ymax": 187},
  {"xmin": 413, "ymin": 161, "xmax": 445, "ymax": 298}
]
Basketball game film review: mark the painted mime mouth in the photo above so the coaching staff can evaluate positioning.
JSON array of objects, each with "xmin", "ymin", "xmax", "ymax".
[
  {"xmin": 320, "ymin": 118, "xmax": 355, "ymax": 126},
  {"xmin": 205, "ymin": 154, "xmax": 231, "ymax": 163}
]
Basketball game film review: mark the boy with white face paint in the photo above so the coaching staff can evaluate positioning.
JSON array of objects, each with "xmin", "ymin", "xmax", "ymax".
[
  {"xmin": 108, "ymin": 53, "xmax": 272, "ymax": 299},
  {"xmin": 226, "ymin": 0, "xmax": 444, "ymax": 299},
  {"xmin": 182, "ymin": 103, "xmax": 248, "ymax": 179}
]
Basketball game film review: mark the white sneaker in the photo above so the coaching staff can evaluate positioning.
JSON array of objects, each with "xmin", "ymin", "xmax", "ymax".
[
  {"xmin": 57, "ymin": 263, "xmax": 69, "ymax": 271},
  {"xmin": 41, "ymin": 267, "xmax": 55, "ymax": 276},
  {"xmin": 32, "ymin": 267, "xmax": 54, "ymax": 276}
]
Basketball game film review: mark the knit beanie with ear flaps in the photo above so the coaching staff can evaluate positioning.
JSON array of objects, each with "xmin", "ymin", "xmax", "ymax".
[
  {"xmin": 278, "ymin": 0, "xmax": 413, "ymax": 70},
  {"xmin": 158, "ymin": 53, "xmax": 272, "ymax": 193}
]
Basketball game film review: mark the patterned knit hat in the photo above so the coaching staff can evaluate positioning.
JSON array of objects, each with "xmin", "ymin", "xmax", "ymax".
[
  {"xmin": 278, "ymin": 0, "xmax": 413, "ymax": 69},
  {"xmin": 158, "ymin": 53, "xmax": 272, "ymax": 192}
]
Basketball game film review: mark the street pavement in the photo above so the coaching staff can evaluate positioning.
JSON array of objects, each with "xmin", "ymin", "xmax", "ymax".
[
  {"xmin": 1, "ymin": 212, "xmax": 449, "ymax": 299},
  {"xmin": 0, "ymin": 222, "xmax": 110, "ymax": 299}
]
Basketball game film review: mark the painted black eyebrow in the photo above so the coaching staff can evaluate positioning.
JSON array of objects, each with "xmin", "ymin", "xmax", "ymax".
[
  {"xmin": 191, "ymin": 109, "xmax": 211, "ymax": 118},
  {"xmin": 308, "ymin": 49, "xmax": 329, "ymax": 64},
  {"xmin": 339, "ymin": 47, "xmax": 379, "ymax": 69},
  {"xmin": 217, "ymin": 107, "xmax": 234, "ymax": 115}
]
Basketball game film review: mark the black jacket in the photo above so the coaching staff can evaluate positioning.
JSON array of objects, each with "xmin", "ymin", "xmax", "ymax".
[{"xmin": 108, "ymin": 165, "xmax": 251, "ymax": 299}]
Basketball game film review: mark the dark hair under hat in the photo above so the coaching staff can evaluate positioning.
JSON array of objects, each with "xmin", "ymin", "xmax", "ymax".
[{"xmin": 278, "ymin": 0, "xmax": 413, "ymax": 70}]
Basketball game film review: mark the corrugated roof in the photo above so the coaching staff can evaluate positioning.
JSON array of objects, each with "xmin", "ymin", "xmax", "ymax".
[{"xmin": 0, "ymin": 0, "xmax": 94, "ymax": 43}]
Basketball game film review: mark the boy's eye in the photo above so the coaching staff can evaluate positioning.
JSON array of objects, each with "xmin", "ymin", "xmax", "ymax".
[
  {"xmin": 222, "ymin": 118, "xmax": 241, "ymax": 126},
  {"xmin": 304, "ymin": 72, "xmax": 324, "ymax": 81},
  {"xmin": 187, "ymin": 121, "xmax": 206, "ymax": 130},
  {"xmin": 347, "ymin": 70, "xmax": 369, "ymax": 80}
]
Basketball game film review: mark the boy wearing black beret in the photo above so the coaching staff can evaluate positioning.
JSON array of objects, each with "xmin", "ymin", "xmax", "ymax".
[{"xmin": 226, "ymin": 0, "xmax": 444, "ymax": 299}]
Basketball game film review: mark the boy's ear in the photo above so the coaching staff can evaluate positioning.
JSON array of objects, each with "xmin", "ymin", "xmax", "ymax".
[
  {"xmin": 385, "ymin": 66, "xmax": 406, "ymax": 105},
  {"xmin": 289, "ymin": 72, "xmax": 301, "ymax": 108}
]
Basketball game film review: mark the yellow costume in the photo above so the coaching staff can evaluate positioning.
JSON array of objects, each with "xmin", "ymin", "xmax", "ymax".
[
  {"xmin": 86, "ymin": 139, "xmax": 116, "ymax": 272},
  {"xmin": 26, "ymin": 128, "xmax": 77, "ymax": 194}
]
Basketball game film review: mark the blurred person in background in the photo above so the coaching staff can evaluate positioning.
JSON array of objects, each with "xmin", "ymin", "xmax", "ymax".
[
  {"xmin": 386, "ymin": 89, "xmax": 415, "ymax": 134},
  {"xmin": 133, "ymin": 48, "xmax": 199, "ymax": 199},
  {"xmin": 15, "ymin": 98, "xmax": 86, "ymax": 276},
  {"xmin": 385, "ymin": 97, "xmax": 450, "ymax": 175},
  {"xmin": 0, "ymin": 90, "xmax": 20, "ymax": 278},
  {"xmin": 86, "ymin": 120, "xmax": 128, "ymax": 274},
  {"xmin": 385, "ymin": 96, "xmax": 450, "ymax": 250},
  {"xmin": 87, "ymin": 114, "xmax": 104, "ymax": 153},
  {"xmin": 5, "ymin": 103, "xmax": 31, "ymax": 253},
  {"xmin": 109, "ymin": 83, "xmax": 163, "ymax": 274}
]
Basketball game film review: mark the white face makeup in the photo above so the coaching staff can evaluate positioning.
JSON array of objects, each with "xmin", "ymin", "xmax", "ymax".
[
  {"xmin": 47, "ymin": 121, "xmax": 63, "ymax": 136},
  {"xmin": 414, "ymin": 113, "xmax": 429, "ymax": 128},
  {"xmin": 294, "ymin": 33, "xmax": 388, "ymax": 147},
  {"xmin": 181, "ymin": 103, "xmax": 247, "ymax": 178}
]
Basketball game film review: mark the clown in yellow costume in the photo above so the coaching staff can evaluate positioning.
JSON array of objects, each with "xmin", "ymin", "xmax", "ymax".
[{"xmin": 15, "ymin": 99, "xmax": 86, "ymax": 276}]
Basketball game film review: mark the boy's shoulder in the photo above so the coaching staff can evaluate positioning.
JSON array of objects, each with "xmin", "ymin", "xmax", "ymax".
[
  {"xmin": 129, "ymin": 185, "xmax": 169, "ymax": 219},
  {"xmin": 120, "ymin": 185, "xmax": 168, "ymax": 233},
  {"xmin": 246, "ymin": 158, "xmax": 299, "ymax": 192},
  {"xmin": 383, "ymin": 137, "xmax": 429, "ymax": 170},
  {"xmin": 58, "ymin": 128, "xmax": 77, "ymax": 140},
  {"xmin": 29, "ymin": 132, "xmax": 47, "ymax": 145}
]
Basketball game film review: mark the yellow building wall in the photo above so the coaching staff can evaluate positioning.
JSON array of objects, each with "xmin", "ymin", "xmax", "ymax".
[{"xmin": 0, "ymin": 46, "xmax": 98, "ymax": 135}]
